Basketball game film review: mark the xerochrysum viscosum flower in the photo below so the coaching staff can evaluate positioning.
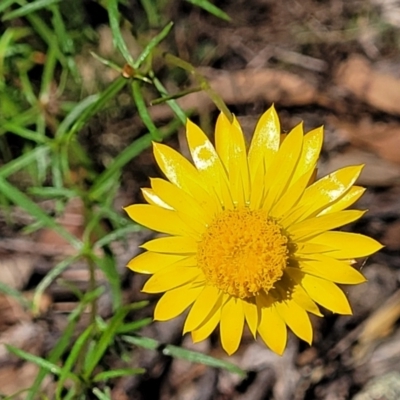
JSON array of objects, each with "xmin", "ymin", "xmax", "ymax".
[{"xmin": 125, "ymin": 105, "xmax": 382, "ymax": 355}]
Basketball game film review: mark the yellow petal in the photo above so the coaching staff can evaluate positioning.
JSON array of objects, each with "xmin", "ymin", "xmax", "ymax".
[
  {"xmin": 257, "ymin": 301, "xmax": 287, "ymax": 355},
  {"xmin": 298, "ymin": 254, "xmax": 366, "ymax": 284},
  {"xmin": 186, "ymin": 119, "xmax": 233, "ymax": 209},
  {"xmin": 319, "ymin": 186, "xmax": 366, "ymax": 215},
  {"xmin": 215, "ymin": 111, "xmax": 231, "ymax": 170},
  {"xmin": 270, "ymin": 170, "xmax": 312, "ymax": 219},
  {"xmin": 290, "ymin": 282, "xmax": 322, "ymax": 317},
  {"xmin": 262, "ymin": 123, "xmax": 303, "ymax": 212},
  {"xmin": 127, "ymin": 252, "xmax": 186, "ymax": 274},
  {"xmin": 275, "ymin": 300, "xmax": 313, "ymax": 344},
  {"xmin": 286, "ymin": 210, "xmax": 366, "ymax": 241},
  {"xmin": 153, "ymin": 141, "xmax": 201, "ymax": 191},
  {"xmin": 191, "ymin": 306, "xmax": 221, "ymax": 343},
  {"xmin": 307, "ymin": 231, "xmax": 383, "ymax": 258},
  {"xmin": 248, "ymin": 105, "xmax": 280, "ymax": 180},
  {"xmin": 291, "ymin": 126, "xmax": 323, "ymax": 183},
  {"xmin": 228, "ymin": 116, "xmax": 250, "ymax": 207},
  {"xmin": 295, "ymin": 242, "xmax": 334, "ymax": 255},
  {"xmin": 150, "ymin": 178, "xmax": 212, "ymax": 224},
  {"xmin": 278, "ymin": 272, "xmax": 322, "ymax": 316},
  {"xmin": 142, "ymin": 265, "xmax": 201, "ymax": 293},
  {"xmin": 249, "ymin": 159, "xmax": 265, "ymax": 210},
  {"xmin": 287, "ymin": 165, "xmax": 364, "ymax": 224},
  {"xmin": 141, "ymin": 236, "xmax": 198, "ymax": 254},
  {"xmin": 183, "ymin": 285, "xmax": 222, "ymax": 333},
  {"xmin": 220, "ymin": 296, "xmax": 245, "ymax": 355},
  {"xmin": 286, "ymin": 267, "xmax": 352, "ymax": 315},
  {"xmin": 124, "ymin": 204, "xmax": 198, "ymax": 238},
  {"xmin": 243, "ymin": 299, "xmax": 259, "ymax": 338},
  {"xmin": 154, "ymin": 284, "xmax": 203, "ymax": 321},
  {"xmin": 141, "ymin": 188, "xmax": 172, "ymax": 209}
]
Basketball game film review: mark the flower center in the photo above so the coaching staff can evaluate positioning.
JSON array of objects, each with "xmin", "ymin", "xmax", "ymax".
[{"xmin": 197, "ymin": 208, "xmax": 289, "ymax": 299}]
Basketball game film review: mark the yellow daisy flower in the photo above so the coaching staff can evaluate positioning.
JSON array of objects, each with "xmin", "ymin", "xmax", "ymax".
[{"xmin": 125, "ymin": 105, "xmax": 382, "ymax": 356}]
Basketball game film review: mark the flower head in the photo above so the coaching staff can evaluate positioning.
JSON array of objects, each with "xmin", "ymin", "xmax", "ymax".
[{"xmin": 125, "ymin": 106, "xmax": 382, "ymax": 355}]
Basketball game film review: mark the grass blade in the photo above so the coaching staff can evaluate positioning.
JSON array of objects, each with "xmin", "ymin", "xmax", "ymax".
[
  {"xmin": 106, "ymin": 0, "xmax": 135, "ymax": 65},
  {"xmin": 185, "ymin": 0, "xmax": 230, "ymax": 21},
  {"xmin": 122, "ymin": 335, "xmax": 246, "ymax": 377},
  {"xmin": 2, "ymin": 0, "xmax": 61, "ymax": 21}
]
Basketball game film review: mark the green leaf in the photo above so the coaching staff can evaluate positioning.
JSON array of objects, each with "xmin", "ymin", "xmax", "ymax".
[
  {"xmin": 131, "ymin": 80, "xmax": 162, "ymax": 141},
  {"xmin": 6, "ymin": 345, "xmax": 78, "ymax": 380},
  {"xmin": 55, "ymin": 325, "xmax": 94, "ymax": 400},
  {"xmin": 55, "ymin": 94, "xmax": 99, "ymax": 138},
  {"xmin": 139, "ymin": 0, "xmax": 159, "ymax": 27},
  {"xmin": 32, "ymin": 255, "xmax": 81, "ymax": 315},
  {"xmin": 0, "ymin": 281, "xmax": 31, "ymax": 309},
  {"xmin": 0, "ymin": 176, "xmax": 82, "ymax": 249},
  {"xmin": 106, "ymin": 0, "xmax": 135, "ymax": 65},
  {"xmin": 66, "ymin": 77, "xmax": 127, "ymax": 142},
  {"xmin": 2, "ymin": 0, "xmax": 61, "ymax": 21},
  {"xmin": 0, "ymin": 0, "xmax": 18, "ymax": 14},
  {"xmin": 0, "ymin": 146, "xmax": 49, "ymax": 178},
  {"xmin": 122, "ymin": 335, "xmax": 246, "ymax": 377},
  {"xmin": 83, "ymin": 306, "xmax": 130, "ymax": 378},
  {"xmin": 185, "ymin": 0, "xmax": 231, "ymax": 21},
  {"xmin": 134, "ymin": 22, "xmax": 174, "ymax": 69},
  {"xmin": 92, "ymin": 388, "xmax": 112, "ymax": 400},
  {"xmin": 26, "ymin": 289, "xmax": 104, "ymax": 400},
  {"xmin": 94, "ymin": 224, "xmax": 143, "ymax": 249},
  {"xmin": 93, "ymin": 368, "xmax": 145, "ymax": 382},
  {"xmin": 93, "ymin": 253, "xmax": 122, "ymax": 311},
  {"xmin": 151, "ymin": 75, "xmax": 187, "ymax": 124},
  {"xmin": 116, "ymin": 318, "xmax": 152, "ymax": 334}
]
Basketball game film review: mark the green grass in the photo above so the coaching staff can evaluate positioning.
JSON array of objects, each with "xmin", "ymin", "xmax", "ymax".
[{"xmin": 0, "ymin": 1, "xmax": 242, "ymax": 398}]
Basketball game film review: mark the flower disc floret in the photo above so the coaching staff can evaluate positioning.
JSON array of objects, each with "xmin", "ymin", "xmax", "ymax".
[{"xmin": 197, "ymin": 208, "xmax": 288, "ymax": 299}]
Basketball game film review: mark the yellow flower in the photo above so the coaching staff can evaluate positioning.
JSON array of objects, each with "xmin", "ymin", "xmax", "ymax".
[{"xmin": 125, "ymin": 106, "xmax": 382, "ymax": 356}]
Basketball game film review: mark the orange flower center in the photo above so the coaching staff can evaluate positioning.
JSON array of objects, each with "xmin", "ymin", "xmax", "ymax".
[{"xmin": 197, "ymin": 208, "xmax": 289, "ymax": 299}]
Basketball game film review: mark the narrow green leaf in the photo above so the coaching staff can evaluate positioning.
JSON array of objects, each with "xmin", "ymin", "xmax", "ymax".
[
  {"xmin": 0, "ymin": 176, "xmax": 82, "ymax": 249},
  {"xmin": 139, "ymin": 0, "xmax": 159, "ymax": 27},
  {"xmin": 90, "ymin": 51, "xmax": 122, "ymax": 73},
  {"xmin": 116, "ymin": 318, "xmax": 152, "ymax": 334},
  {"xmin": 50, "ymin": 4, "xmax": 74, "ymax": 55},
  {"xmin": 1, "ymin": 123, "xmax": 47, "ymax": 143},
  {"xmin": 185, "ymin": 0, "xmax": 231, "ymax": 21},
  {"xmin": 2, "ymin": 0, "xmax": 61, "ymax": 21},
  {"xmin": 67, "ymin": 77, "xmax": 127, "ymax": 142},
  {"xmin": 164, "ymin": 53, "xmax": 232, "ymax": 122},
  {"xmin": 92, "ymin": 388, "xmax": 112, "ymax": 400},
  {"xmin": 106, "ymin": 0, "xmax": 135, "ymax": 65},
  {"xmin": 55, "ymin": 325, "xmax": 94, "ymax": 400},
  {"xmin": 0, "ymin": 281, "xmax": 30, "ymax": 308},
  {"xmin": 151, "ymin": 76, "xmax": 187, "ymax": 124},
  {"xmin": 93, "ymin": 368, "xmax": 145, "ymax": 382},
  {"xmin": 33, "ymin": 255, "xmax": 81, "ymax": 315},
  {"xmin": 0, "ymin": 146, "xmax": 49, "ymax": 178},
  {"xmin": 133, "ymin": 22, "xmax": 173, "ymax": 69},
  {"xmin": 55, "ymin": 94, "xmax": 99, "ymax": 138},
  {"xmin": 26, "ymin": 289, "xmax": 104, "ymax": 400},
  {"xmin": 39, "ymin": 41, "xmax": 58, "ymax": 105},
  {"xmin": 83, "ymin": 307, "xmax": 130, "ymax": 378},
  {"xmin": 28, "ymin": 186, "xmax": 77, "ymax": 199},
  {"xmin": 122, "ymin": 335, "xmax": 246, "ymax": 377},
  {"xmin": 93, "ymin": 253, "xmax": 122, "ymax": 311},
  {"xmin": 0, "ymin": 0, "xmax": 17, "ymax": 14},
  {"xmin": 131, "ymin": 80, "xmax": 162, "ymax": 140},
  {"xmin": 6, "ymin": 345, "xmax": 71, "ymax": 378},
  {"xmin": 94, "ymin": 225, "xmax": 142, "ymax": 249}
]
